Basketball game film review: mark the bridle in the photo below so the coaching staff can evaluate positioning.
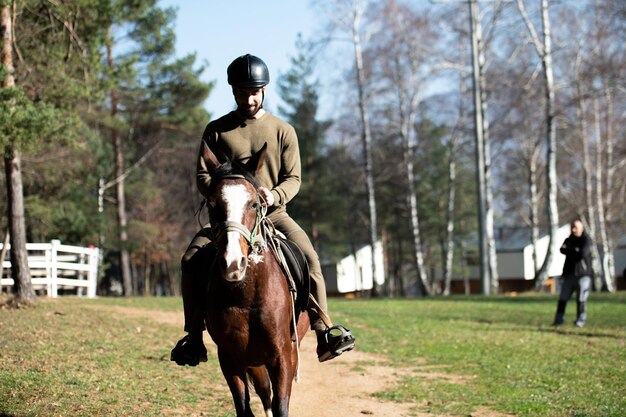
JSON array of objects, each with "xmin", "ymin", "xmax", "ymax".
[{"xmin": 207, "ymin": 174, "xmax": 267, "ymax": 250}]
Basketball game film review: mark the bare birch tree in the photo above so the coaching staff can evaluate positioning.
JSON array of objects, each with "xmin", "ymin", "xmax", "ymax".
[
  {"xmin": 470, "ymin": 0, "xmax": 499, "ymax": 294},
  {"xmin": 517, "ymin": 0, "xmax": 559, "ymax": 286},
  {"xmin": 468, "ymin": 0, "xmax": 491, "ymax": 293},
  {"xmin": 440, "ymin": 0, "xmax": 500, "ymax": 295},
  {"xmin": 442, "ymin": 26, "xmax": 468, "ymax": 296},
  {"xmin": 591, "ymin": 3, "xmax": 620, "ymax": 290},
  {"xmin": 558, "ymin": 2, "xmax": 622, "ymax": 291},
  {"xmin": 318, "ymin": 0, "xmax": 380, "ymax": 294},
  {"xmin": 593, "ymin": 96, "xmax": 614, "ymax": 291},
  {"xmin": 598, "ymin": 85, "xmax": 616, "ymax": 291},
  {"xmin": 573, "ymin": 50, "xmax": 604, "ymax": 289},
  {"xmin": 350, "ymin": 1, "xmax": 380, "ymax": 295},
  {"xmin": 375, "ymin": 1, "xmax": 434, "ymax": 295}
]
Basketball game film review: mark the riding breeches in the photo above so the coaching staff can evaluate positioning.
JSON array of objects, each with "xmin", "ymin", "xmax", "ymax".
[{"xmin": 180, "ymin": 207, "xmax": 329, "ymax": 333}]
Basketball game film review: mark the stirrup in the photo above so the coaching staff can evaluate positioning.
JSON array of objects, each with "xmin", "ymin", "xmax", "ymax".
[
  {"xmin": 170, "ymin": 334, "xmax": 208, "ymax": 367},
  {"xmin": 318, "ymin": 325, "xmax": 355, "ymax": 362}
]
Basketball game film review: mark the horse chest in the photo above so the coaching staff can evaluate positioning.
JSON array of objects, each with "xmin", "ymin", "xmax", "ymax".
[{"xmin": 208, "ymin": 305, "xmax": 269, "ymax": 343}]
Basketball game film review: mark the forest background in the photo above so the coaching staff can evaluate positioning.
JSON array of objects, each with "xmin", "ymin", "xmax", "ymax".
[{"xmin": 1, "ymin": 0, "xmax": 624, "ymax": 299}]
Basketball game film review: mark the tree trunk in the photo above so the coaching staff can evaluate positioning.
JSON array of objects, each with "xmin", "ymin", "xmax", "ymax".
[
  {"xmin": 442, "ymin": 137, "xmax": 457, "ymax": 296},
  {"xmin": 593, "ymin": 97, "xmax": 614, "ymax": 291},
  {"xmin": 574, "ymin": 60, "xmax": 602, "ymax": 289},
  {"xmin": 469, "ymin": 0, "xmax": 490, "ymax": 294},
  {"xmin": 474, "ymin": 2, "xmax": 499, "ymax": 294},
  {"xmin": 106, "ymin": 27, "xmax": 133, "ymax": 296},
  {"xmin": 518, "ymin": 0, "xmax": 559, "ymax": 284},
  {"xmin": 575, "ymin": 63, "xmax": 603, "ymax": 289},
  {"xmin": 528, "ymin": 146, "xmax": 541, "ymax": 285},
  {"xmin": 5, "ymin": 150, "xmax": 35, "ymax": 304},
  {"xmin": 2, "ymin": 3, "xmax": 35, "ymax": 305},
  {"xmin": 601, "ymin": 86, "xmax": 615, "ymax": 291},
  {"xmin": 351, "ymin": 2, "xmax": 379, "ymax": 296},
  {"xmin": 404, "ymin": 131, "xmax": 430, "ymax": 296},
  {"xmin": 396, "ymin": 60, "xmax": 430, "ymax": 296}
]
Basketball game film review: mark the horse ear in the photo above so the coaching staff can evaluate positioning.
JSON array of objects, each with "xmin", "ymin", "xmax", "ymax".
[
  {"xmin": 245, "ymin": 143, "xmax": 268, "ymax": 177},
  {"xmin": 201, "ymin": 141, "xmax": 221, "ymax": 174}
]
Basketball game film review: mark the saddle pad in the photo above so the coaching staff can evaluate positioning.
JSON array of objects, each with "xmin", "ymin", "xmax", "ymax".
[{"xmin": 275, "ymin": 236, "xmax": 310, "ymax": 312}]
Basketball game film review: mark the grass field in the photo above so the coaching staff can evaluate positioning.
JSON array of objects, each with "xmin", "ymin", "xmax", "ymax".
[{"xmin": 0, "ymin": 293, "xmax": 624, "ymax": 417}]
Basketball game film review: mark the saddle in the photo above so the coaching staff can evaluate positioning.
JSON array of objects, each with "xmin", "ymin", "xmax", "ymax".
[{"xmin": 272, "ymin": 235, "xmax": 310, "ymax": 313}]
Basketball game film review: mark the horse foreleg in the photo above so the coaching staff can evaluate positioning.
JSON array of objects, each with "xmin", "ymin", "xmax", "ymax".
[
  {"xmin": 247, "ymin": 366, "xmax": 272, "ymax": 416},
  {"xmin": 267, "ymin": 357, "xmax": 294, "ymax": 417},
  {"xmin": 219, "ymin": 353, "xmax": 254, "ymax": 417}
]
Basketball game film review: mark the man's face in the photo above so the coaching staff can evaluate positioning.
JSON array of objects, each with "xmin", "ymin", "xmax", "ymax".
[
  {"xmin": 233, "ymin": 87, "xmax": 265, "ymax": 118},
  {"xmin": 571, "ymin": 221, "xmax": 584, "ymax": 237}
]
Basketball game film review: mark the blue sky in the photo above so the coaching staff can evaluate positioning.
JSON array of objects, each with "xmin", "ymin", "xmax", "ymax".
[{"xmin": 159, "ymin": 1, "xmax": 322, "ymax": 120}]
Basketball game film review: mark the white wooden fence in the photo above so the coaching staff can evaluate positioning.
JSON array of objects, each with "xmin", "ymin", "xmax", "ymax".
[{"xmin": 0, "ymin": 240, "xmax": 99, "ymax": 298}]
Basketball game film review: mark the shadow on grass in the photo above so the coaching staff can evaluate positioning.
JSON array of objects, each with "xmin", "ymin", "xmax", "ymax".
[
  {"xmin": 423, "ymin": 292, "xmax": 626, "ymax": 305},
  {"xmin": 463, "ymin": 320, "xmax": 624, "ymax": 340},
  {"xmin": 418, "ymin": 295, "xmax": 557, "ymax": 305},
  {"xmin": 537, "ymin": 327, "xmax": 624, "ymax": 339}
]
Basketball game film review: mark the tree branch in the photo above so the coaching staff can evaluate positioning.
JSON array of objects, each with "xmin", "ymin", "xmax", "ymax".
[{"xmin": 516, "ymin": 0, "xmax": 544, "ymax": 56}]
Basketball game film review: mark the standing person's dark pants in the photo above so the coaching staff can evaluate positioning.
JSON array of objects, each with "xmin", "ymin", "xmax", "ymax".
[{"xmin": 554, "ymin": 275, "xmax": 591, "ymax": 327}]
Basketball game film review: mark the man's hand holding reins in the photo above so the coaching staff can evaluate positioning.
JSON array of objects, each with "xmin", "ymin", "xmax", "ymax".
[{"xmin": 259, "ymin": 187, "xmax": 274, "ymax": 207}]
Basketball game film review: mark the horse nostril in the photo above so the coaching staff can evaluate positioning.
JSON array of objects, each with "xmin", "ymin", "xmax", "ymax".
[{"xmin": 239, "ymin": 257, "xmax": 248, "ymax": 272}]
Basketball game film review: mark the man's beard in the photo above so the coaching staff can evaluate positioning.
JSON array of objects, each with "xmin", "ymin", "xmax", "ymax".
[{"xmin": 238, "ymin": 103, "xmax": 263, "ymax": 118}]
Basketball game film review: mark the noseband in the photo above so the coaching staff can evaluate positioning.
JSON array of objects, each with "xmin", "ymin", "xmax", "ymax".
[{"xmin": 208, "ymin": 174, "xmax": 266, "ymax": 249}]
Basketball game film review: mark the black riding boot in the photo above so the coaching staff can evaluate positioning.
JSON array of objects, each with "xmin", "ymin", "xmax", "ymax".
[
  {"xmin": 171, "ymin": 245, "xmax": 213, "ymax": 366},
  {"xmin": 553, "ymin": 300, "xmax": 566, "ymax": 326},
  {"xmin": 575, "ymin": 301, "xmax": 587, "ymax": 327}
]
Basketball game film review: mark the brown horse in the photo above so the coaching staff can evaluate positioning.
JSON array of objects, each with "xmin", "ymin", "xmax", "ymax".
[{"xmin": 200, "ymin": 142, "xmax": 310, "ymax": 417}]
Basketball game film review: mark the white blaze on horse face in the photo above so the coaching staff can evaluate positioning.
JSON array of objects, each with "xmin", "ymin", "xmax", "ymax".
[{"xmin": 222, "ymin": 183, "xmax": 251, "ymax": 281}]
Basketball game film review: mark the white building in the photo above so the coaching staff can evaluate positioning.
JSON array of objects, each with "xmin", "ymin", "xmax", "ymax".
[
  {"xmin": 323, "ymin": 241, "xmax": 385, "ymax": 295},
  {"xmin": 457, "ymin": 225, "xmax": 570, "ymax": 293}
]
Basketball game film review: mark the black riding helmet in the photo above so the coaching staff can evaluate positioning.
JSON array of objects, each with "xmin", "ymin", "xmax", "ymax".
[{"xmin": 227, "ymin": 54, "xmax": 270, "ymax": 89}]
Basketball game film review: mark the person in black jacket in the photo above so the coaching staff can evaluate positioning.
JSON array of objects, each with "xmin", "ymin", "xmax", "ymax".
[{"xmin": 553, "ymin": 219, "xmax": 593, "ymax": 327}]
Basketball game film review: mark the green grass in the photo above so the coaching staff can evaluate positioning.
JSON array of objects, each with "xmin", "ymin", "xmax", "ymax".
[
  {"xmin": 0, "ymin": 293, "xmax": 624, "ymax": 417},
  {"xmin": 0, "ymin": 296, "xmax": 230, "ymax": 417},
  {"xmin": 330, "ymin": 293, "xmax": 626, "ymax": 417}
]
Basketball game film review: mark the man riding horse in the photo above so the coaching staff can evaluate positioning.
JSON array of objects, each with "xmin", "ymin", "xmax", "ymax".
[{"xmin": 171, "ymin": 53, "xmax": 356, "ymax": 366}]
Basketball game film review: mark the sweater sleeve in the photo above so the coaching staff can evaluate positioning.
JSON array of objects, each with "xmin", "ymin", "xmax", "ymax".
[
  {"xmin": 270, "ymin": 124, "xmax": 301, "ymax": 206},
  {"xmin": 196, "ymin": 125, "xmax": 214, "ymax": 200}
]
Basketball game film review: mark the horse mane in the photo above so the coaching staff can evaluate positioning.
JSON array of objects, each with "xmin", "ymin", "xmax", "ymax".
[{"xmin": 210, "ymin": 158, "xmax": 260, "ymax": 193}]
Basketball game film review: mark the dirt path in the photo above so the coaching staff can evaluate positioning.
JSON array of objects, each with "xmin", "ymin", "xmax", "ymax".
[
  {"xmin": 99, "ymin": 305, "xmax": 417, "ymax": 416},
  {"xmin": 99, "ymin": 305, "xmax": 512, "ymax": 417},
  {"xmin": 287, "ymin": 338, "xmax": 417, "ymax": 417}
]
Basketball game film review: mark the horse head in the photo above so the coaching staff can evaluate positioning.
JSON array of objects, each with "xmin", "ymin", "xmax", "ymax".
[{"xmin": 201, "ymin": 141, "xmax": 267, "ymax": 282}]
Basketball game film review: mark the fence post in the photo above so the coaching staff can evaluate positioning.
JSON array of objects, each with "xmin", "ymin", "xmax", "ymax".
[
  {"xmin": 77, "ymin": 252, "xmax": 85, "ymax": 297},
  {"xmin": 87, "ymin": 246, "xmax": 99, "ymax": 298},
  {"xmin": 50, "ymin": 239, "xmax": 60, "ymax": 298},
  {"xmin": 45, "ymin": 243, "xmax": 52, "ymax": 296}
]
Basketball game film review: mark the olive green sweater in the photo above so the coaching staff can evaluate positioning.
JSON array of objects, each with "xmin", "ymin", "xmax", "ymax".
[{"xmin": 197, "ymin": 111, "xmax": 301, "ymax": 209}]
